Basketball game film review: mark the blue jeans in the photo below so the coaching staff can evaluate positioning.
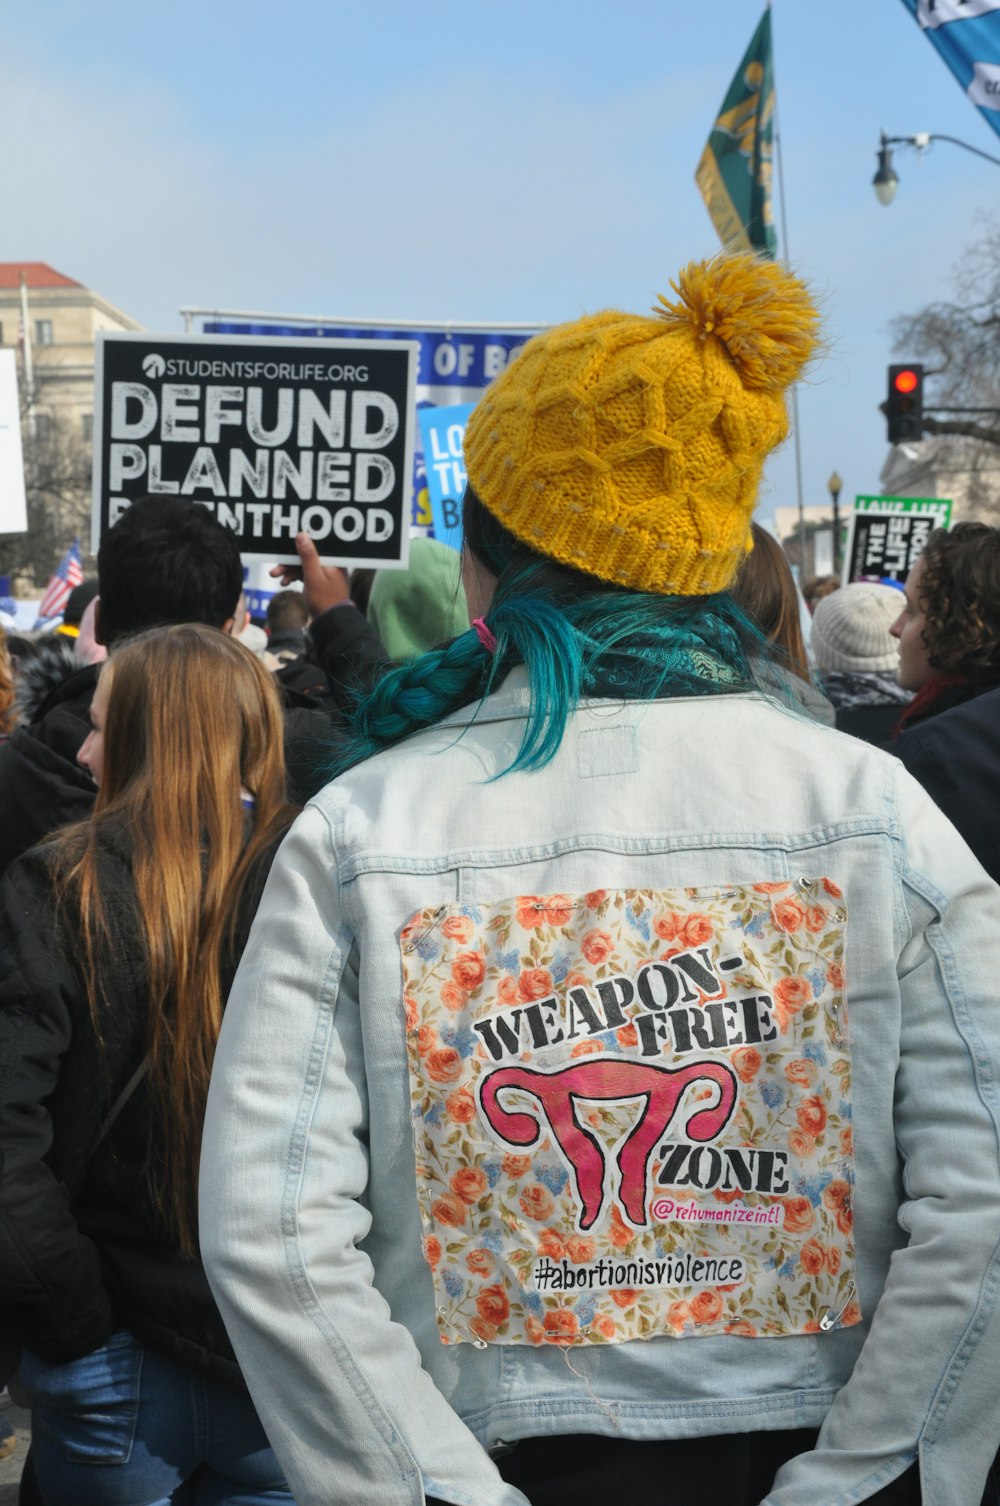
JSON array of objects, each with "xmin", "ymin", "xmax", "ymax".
[{"xmin": 17, "ymin": 1332, "xmax": 293, "ymax": 1505}]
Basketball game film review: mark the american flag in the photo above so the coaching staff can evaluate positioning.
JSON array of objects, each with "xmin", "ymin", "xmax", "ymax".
[{"xmin": 35, "ymin": 539, "xmax": 84, "ymax": 626}]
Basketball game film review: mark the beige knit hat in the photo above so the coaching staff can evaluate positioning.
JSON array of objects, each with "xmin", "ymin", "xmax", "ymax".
[{"xmin": 810, "ymin": 582, "xmax": 903, "ymax": 674}]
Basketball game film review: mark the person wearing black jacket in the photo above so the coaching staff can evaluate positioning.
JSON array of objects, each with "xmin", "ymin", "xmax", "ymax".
[
  {"xmin": 0, "ymin": 499, "xmax": 388, "ymax": 881},
  {"xmin": 0, "ymin": 624, "xmax": 296, "ymax": 1504},
  {"xmin": 889, "ymin": 523, "xmax": 1000, "ymax": 887}
]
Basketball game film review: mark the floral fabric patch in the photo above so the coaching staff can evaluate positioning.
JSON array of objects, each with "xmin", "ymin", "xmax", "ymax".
[{"xmin": 399, "ymin": 883, "xmax": 857, "ymax": 1347}]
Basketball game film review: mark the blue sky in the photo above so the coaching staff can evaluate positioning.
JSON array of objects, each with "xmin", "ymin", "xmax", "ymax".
[{"xmin": 4, "ymin": 0, "xmax": 998, "ymax": 532}]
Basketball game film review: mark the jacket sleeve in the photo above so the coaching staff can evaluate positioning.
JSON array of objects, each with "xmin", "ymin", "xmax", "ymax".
[
  {"xmin": 200, "ymin": 804, "xmax": 529, "ymax": 1506},
  {"xmin": 893, "ymin": 719, "xmax": 1000, "ymax": 886},
  {"xmin": 307, "ymin": 602, "xmax": 389, "ymax": 716},
  {"xmin": 766, "ymin": 768, "xmax": 1000, "ymax": 1506},
  {"xmin": 0, "ymin": 855, "xmax": 116, "ymax": 1361},
  {"xmin": 0, "ymin": 728, "xmax": 96, "ymax": 884}
]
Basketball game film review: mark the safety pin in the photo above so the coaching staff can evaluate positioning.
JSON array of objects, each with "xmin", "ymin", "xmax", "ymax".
[
  {"xmin": 531, "ymin": 899, "xmax": 589, "ymax": 911},
  {"xmin": 403, "ymin": 906, "xmax": 448, "ymax": 954},
  {"xmin": 794, "ymin": 877, "xmax": 848, "ymax": 922},
  {"xmin": 437, "ymin": 1306, "xmax": 488, "ymax": 1350},
  {"xmin": 819, "ymin": 1279, "xmax": 856, "ymax": 1331}
]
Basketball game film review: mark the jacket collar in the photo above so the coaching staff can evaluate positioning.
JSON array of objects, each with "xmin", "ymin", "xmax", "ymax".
[{"xmin": 434, "ymin": 667, "xmax": 759, "ymax": 732}]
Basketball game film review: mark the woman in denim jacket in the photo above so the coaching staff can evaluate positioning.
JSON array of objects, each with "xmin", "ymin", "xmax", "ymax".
[{"xmin": 200, "ymin": 256, "xmax": 1000, "ymax": 1506}]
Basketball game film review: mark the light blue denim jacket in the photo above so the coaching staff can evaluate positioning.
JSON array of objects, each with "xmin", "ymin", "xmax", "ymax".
[{"xmin": 201, "ymin": 679, "xmax": 1000, "ymax": 1506}]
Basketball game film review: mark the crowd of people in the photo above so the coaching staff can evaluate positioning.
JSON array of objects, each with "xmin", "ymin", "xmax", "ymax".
[{"xmin": 1, "ymin": 251, "xmax": 999, "ymax": 1506}]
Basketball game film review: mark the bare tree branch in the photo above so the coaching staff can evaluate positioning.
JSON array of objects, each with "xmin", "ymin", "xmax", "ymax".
[
  {"xmin": 0, "ymin": 407, "xmax": 93, "ymax": 588},
  {"xmin": 923, "ymin": 416, "xmax": 1000, "ymax": 446},
  {"xmin": 888, "ymin": 214, "xmax": 1000, "ymax": 521}
]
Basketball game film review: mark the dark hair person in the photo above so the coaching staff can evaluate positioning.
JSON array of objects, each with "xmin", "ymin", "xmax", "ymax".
[
  {"xmin": 892, "ymin": 522, "xmax": 1000, "ymax": 700},
  {"xmin": 890, "ymin": 521, "xmax": 1000, "ymax": 882},
  {"xmin": 97, "ymin": 496, "xmax": 245, "ymax": 644},
  {"xmin": 201, "ymin": 256, "xmax": 1000, "ymax": 1506},
  {"xmin": 0, "ymin": 624, "xmax": 297, "ymax": 1505}
]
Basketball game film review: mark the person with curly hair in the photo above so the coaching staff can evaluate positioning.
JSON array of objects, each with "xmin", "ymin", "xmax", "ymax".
[{"xmin": 890, "ymin": 521, "xmax": 1000, "ymax": 881}]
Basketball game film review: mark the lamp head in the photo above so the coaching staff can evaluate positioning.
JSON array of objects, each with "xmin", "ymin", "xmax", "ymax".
[{"xmin": 873, "ymin": 140, "xmax": 899, "ymax": 205}]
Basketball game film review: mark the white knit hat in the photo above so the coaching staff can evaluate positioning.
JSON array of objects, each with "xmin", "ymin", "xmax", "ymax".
[{"xmin": 810, "ymin": 582, "xmax": 903, "ymax": 674}]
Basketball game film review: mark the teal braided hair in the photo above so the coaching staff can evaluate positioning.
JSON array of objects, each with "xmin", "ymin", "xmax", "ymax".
[{"xmin": 330, "ymin": 490, "xmax": 775, "ymax": 780}]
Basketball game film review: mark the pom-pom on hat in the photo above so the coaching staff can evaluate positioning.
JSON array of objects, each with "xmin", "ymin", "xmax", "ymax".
[
  {"xmin": 463, "ymin": 253, "xmax": 820, "ymax": 596},
  {"xmin": 810, "ymin": 582, "xmax": 903, "ymax": 675}
]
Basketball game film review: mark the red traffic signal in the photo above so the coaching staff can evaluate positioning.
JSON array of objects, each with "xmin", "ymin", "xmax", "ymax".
[{"xmin": 885, "ymin": 364, "xmax": 924, "ymax": 443}]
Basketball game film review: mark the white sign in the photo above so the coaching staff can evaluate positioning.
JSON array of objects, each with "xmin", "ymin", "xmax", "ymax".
[
  {"xmin": 93, "ymin": 333, "xmax": 419, "ymax": 568},
  {"xmin": 813, "ymin": 529, "xmax": 834, "ymax": 577},
  {"xmin": 0, "ymin": 352, "xmax": 27, "ymax": 535}
]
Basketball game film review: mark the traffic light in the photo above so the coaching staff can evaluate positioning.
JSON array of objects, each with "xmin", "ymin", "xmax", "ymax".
[{"xmin": 885, "ymin": 364, "xmax": 924, "ymax": 444}]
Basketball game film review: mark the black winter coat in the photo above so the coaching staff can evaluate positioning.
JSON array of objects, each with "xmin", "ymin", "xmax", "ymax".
[
  {"xmin": 0, "ymin": 605, "xmax": 387, "ymax": 881},
  {"xmin": 891, "ymin": 682, "xmax": 1000, "ymax": 887},
  {"xmin": 0, "ymin": 661, "xmax": 99, "ymax": 882},
  {"xmin": 0, "ymin": 823, "xmax": 276, "ymax": 1388}
]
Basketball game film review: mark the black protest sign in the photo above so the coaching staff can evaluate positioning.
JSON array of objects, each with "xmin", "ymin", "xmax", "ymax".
[
  {"xmin": 92, "ymin": 333, "xmax": 418, "ymax": 565},
  {"xmin": 845, "ymin": 510, "xmax": 936, "ymax": 585}
]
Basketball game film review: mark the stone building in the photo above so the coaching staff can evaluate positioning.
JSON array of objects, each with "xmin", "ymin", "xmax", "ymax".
[
  {"xmin": 0, "ymin": 262, "xmax": 141, "ymax": 443},
  {"xmin": 879, "ymin": 438, "xmax": 1000, "ymax": 524},
  {"xmin": 0, "ymin": 264, "xmax": 141, "ymax": 591}
]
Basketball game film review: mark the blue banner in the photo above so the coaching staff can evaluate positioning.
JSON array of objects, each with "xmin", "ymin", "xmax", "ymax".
[
  {"xmin": 418, "ymin": 403, "xmax": 473, "ymax": 553},
  {"xmin": 899, "ymin": 0, "xmax": 1000, "ymax": 139},
  {"xmin": 204, "ymin": 324, "xmax": 529, "ymax": 390},
  {"xmin": 206, "ymin": 322, "xmax": 533, "ymax": 535}
]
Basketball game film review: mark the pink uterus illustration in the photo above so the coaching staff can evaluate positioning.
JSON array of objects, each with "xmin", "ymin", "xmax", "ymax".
[{"xmin": 478, "ymin": 1058, "xmax": 737, "ymax": 1231}]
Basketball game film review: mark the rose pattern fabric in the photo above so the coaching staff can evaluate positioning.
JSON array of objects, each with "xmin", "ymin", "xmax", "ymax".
[{"xmin": 400, "ymin": 882, "xmax": 857, "ymax": 1347}]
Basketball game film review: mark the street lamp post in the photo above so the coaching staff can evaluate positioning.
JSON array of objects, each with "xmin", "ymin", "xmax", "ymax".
[
  {"xmin": 827, "ymin": 470, "xmax": 843, "ymax": 576},
  {"xmin": 873, "ymin": 129, "xmax": 1000, "ymax": 204}
]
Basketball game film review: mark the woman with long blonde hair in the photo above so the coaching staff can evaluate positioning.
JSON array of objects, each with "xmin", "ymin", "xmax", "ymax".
[{"xmin": 0, "ymin": 623, "xmax": 296, "ymax": 1505}]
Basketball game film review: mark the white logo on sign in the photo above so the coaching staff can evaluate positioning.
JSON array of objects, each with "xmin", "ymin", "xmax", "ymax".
[
  {"xmin": 917, "ymin": 0, "xmax": 1000, "ymax": 28},
  {"xmin": 142, "ymin": 353, "xmax": 167, "ymax": 379},
  {"xmin": 969, "ymin": 59, "xmax": 1000, "ymax": 108}
]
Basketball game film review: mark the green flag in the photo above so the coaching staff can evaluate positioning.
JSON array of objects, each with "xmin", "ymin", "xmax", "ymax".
[{"xmin": 695, "ymin": 10, "xmax": 777, "ymax": 257}]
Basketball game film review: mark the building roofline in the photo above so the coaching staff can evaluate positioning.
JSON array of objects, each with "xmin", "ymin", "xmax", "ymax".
[{"xmin": 0, "ymin": 262, "xmax": 82, "ymax": 289}]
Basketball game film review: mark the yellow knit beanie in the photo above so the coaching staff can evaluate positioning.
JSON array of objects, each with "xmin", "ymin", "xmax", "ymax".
[{"xmin": 463, "ymin": 254, "xmax": 820, "ymax": 595}]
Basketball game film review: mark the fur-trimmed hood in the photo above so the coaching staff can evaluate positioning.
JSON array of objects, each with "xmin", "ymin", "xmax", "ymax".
[{"xmin": 13, "ymin": 636, "xmax": 80, "ymax": 727}]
